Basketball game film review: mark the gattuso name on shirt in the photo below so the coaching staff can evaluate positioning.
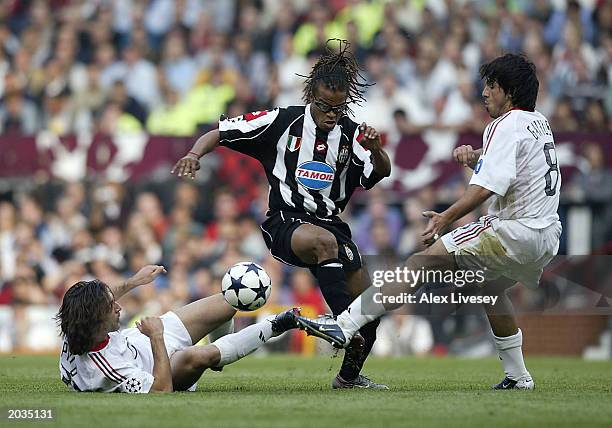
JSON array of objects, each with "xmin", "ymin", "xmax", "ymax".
[{"xmin": 526, "ymin": 119, "xmax": 552, "ymax": 141}]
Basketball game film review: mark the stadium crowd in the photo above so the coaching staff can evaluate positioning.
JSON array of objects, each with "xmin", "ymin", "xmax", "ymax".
[
  {"xmin": 0, "ymin": 0, "xmax": 610, "ymax": 136},
  {"xmin": 1, "ymin": 0, "xmax": 611, "ymax": 355}
]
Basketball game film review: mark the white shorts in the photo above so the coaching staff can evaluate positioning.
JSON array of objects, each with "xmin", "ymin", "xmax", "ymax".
[
  {"xmin": 123, "ymin": 311, "xmax": 196, "ymax": 391},
  {"xmin": 158, "ymin": 311, "xmax": 193, "ymax": 354},
  {"xmin": 441, "ymin": 215, "xmax": 562, "ymax": 289}
]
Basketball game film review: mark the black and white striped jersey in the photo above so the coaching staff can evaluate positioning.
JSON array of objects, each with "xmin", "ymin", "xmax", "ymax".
[{"xmin": 218, "ymin": 104, "xmax": 385, "ymax": 218}]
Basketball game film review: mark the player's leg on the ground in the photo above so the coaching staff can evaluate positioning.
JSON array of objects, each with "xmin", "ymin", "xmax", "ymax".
[
  {"xmin": 483, "ymin": 279, "xmax": 534, "ymax": 390},
  {"xmin": 334, "ymin": 267, "xmax": 384, "ymax": 386},
  {"xmin": 172, "ymin": 293, "xmax": 237, "ymax": 344},
  {"xmin": 170, "ymin": 309, "xmax": 300, "ymax": 390},
  {"xmin": 170, "ymin": 344, "xmax": 221, "ymax": 391},
  {"xmin": 291, "ymin": 224, "xmax": 387, "ymax": 388}
]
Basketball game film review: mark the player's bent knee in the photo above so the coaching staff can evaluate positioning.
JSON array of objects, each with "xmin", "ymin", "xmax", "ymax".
[
  {"xmin": 182, "ymin": 346, "xmax": 221, "ymax": 371},
  {"xmin": 312, "ymin": 231, "xmax": 338, "ymax": 261}
]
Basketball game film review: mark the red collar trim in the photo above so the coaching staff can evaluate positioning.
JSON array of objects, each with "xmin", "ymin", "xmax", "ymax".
[{"xmin": 90, "ymin": 335, "xmax": 110, "ymax": 352}]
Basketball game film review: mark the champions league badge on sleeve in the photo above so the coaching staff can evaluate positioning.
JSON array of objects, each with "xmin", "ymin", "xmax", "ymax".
[{"xmin": 296, "ymin": 161, "xmax": 335, "ymax": 190}]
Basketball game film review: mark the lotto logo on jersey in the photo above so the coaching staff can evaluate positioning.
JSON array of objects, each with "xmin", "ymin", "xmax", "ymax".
[{"xmin": 296, "ymin": 161, "xmax": 335, "ymax": 190}]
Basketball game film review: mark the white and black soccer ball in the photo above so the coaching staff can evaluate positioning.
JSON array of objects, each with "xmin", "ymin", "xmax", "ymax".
[{"xmin": 221, "ymin": 262, "xmax": 272, "ymax": 311}]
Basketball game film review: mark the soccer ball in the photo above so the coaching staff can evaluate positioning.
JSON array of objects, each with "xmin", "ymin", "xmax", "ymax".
[{"xmin": 221, "ymin": 262, "xmax": 272, "ymax": 311}]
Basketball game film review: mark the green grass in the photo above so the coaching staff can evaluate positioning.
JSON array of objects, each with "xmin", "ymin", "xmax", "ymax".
[{"xmin": 0, "ymin": 355, "xmax": 611, "ymax": 428}]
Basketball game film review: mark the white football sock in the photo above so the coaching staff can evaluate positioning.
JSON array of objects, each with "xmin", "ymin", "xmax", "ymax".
[
  {"xmin": 493, "ymin": 328, "xmax": 531, "ymax": 381},
  {"xmin": 207, "ymin": 319, "xmax": 235, "ymax": 343},
  {"xmin": 212, "ymin": 318, "xmax": 274, "ymax": 367},
  {"xmin": 336, "ymin": 291, "xmax": 386, "ymax": 338}
]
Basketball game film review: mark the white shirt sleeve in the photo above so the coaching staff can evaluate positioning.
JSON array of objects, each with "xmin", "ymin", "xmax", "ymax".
[
  {"xmin": 115, "ymin": 366, "xmax": 155, "ymax": 394},
  {"xmin": 469, "ymin": 119, "xmax": 517, "ymax": 196}
]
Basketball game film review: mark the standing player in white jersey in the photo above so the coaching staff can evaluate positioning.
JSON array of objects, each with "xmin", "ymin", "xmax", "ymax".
[
  {"xmin": 297, "ymin": 53, "xmax": 562, "ymax": 390},
  {"xmin": 57, "ymin": 264, "xmax": 301, "ymax": 393}
]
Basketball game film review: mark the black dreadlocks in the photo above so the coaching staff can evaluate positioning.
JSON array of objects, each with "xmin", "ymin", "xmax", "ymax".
[{"xmin": 301, "ymin": 39, "xmax": 371, "ymax": 116}]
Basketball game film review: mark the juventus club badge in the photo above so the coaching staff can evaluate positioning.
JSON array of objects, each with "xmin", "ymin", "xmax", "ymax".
[{"xmin": 337, "ymin": 146, "xmax": 349, "ymax": 164}]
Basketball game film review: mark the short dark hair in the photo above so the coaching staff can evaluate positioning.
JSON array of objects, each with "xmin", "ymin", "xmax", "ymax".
[
  {"xmin": 301, "ymin": 39, "xmax": 371, "ymax": 115},
  {"xmin": 55, "ymin": 280, "xmax": 114, "ymax": 355},
  {"xmin": 479, "ymin": 54, "xmax": 539, "ymax": 111}
]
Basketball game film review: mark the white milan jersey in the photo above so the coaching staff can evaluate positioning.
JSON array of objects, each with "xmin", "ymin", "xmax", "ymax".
[
  {"xmin": 59, "ymin": 331, "xmax": 155, "ymax": 393},
  {"xmin": 218, "ymin": 105, "xmax": 384, "ymax": 218},
  {"xmin": 470, "ymin": 109, "xmax": 561, "ymax": 229}
]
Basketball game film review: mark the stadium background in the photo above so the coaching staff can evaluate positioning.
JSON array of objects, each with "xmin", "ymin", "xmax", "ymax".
[{"xmin": 0, "ymin": 0, "xmax": 610, "ymax": 360}]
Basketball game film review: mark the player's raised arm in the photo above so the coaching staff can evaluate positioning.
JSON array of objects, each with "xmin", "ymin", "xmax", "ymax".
[
  {"xmin": 171, "ymin": 129, "xmax": 221, "ymax": 179},
  {"xmin": 359, "ymin": 123, "xmax": 391, "ymax": 178},
  {"xmin": 109, "ymin": 265, "xmax": 167, "ymax": 299}
]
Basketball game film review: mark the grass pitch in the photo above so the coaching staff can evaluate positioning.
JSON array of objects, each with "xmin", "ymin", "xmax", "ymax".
[{"xmin": 0, "ymin": 354, "xmax": 610, "ymax": 428}]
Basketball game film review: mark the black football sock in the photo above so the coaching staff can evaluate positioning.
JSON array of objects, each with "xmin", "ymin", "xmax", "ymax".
[
  {"xmin": 339, "ymin": 318, "xmax": 380, "ymax": 381},
  {"xmin": 314, "ymin": 258, "xmax": 376, "ymax": 381},
  {"xmin": 314, "ymin": 258, "xmax": 352, "ymax": 315}
]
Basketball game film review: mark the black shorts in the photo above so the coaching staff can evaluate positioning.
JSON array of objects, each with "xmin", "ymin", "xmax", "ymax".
[{"xmin": 260, "ymin": 210, "xmax": 362, "ymax": 271}]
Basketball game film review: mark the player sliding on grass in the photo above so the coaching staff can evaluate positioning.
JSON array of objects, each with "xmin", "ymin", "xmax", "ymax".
[
  {"xmin": 297, "ymin": 53, "xmax": 562, "ymax": 390},
  {"xmin": 57, "ymin": 265, "xmax": 300, "ymax": 393},
  {"xmin": 172, "ymin": 39, "xmax": 391, "ymax": 389}
]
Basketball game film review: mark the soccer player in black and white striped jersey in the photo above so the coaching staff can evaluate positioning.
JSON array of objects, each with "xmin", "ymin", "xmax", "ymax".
[{"xmin": 172, "ymin": 40, "xmax": 392, "ymax": 389}]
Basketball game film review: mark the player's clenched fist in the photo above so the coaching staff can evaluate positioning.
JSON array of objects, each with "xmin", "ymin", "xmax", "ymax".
[
  {"xmin": 359, "ymin": 122, "xmax": 382, "ymax": 150},
  {"xmin": 171, "ymin": 154, "xmax": 200, "ymax": 180},
  {"xmin": 453, "ymin": 145, "xmax": 481, "ymax": 169},
  {"xmin": 136, "ymin": 317, "xmax": 164, "ymax": 338}
]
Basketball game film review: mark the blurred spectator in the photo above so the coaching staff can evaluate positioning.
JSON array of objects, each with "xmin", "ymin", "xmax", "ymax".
[
  {"xmin": 41, "ymin": 86, "xmax": 92, "ymax": 136},
  {"xmin": 570, "ymin": 143, "xmax": 612, "ymax": 249},
  {"xmin": 161, "ymin": 30, "xmax": 198, "ymax": 96},
  {"xmin": 117, "ymin": 44, "xmax": 160, "ymax": 109},
  {"xmin": 550, "ymin": 97, "xmax": 580, "ymax": 131},
  {"xmin": 583, "ymin": 99, "xmax": 611, "ymax": 132},
  {"xmin": 293, "ymin": 2, "xmax": 345, "ymax": 56},
  {"xmin": 352, "ymin": 189, "xmax": 403, "ymax": 254},
  {"xmin": 373, "ymin": 312, "xmax": 434, "ymax": 357},
  {"xmin": 273, "ymin": 36, "xmax": 310, "ymax": 107},
  {"xmin": 0, "ymin": 89, "xmax": 38, "ymax": 134},
  {"xmin": 543, "ymin": 0, "xmax": 595, "ymax": 47},
  {"xmin": 108, "ymin": 80, "xmax": 148, "ymax": 125},
  {"xmin": 289, "ymin": 270, "xmax": 325, "ymax": 315}
]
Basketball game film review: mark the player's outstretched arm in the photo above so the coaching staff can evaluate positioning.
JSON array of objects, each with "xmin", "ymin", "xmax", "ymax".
[
  {"xmin": 421, "ymin": 184, "xmax": 492, "ymax": 245},
  {"xmin": 110, "ymin": 265, "xmax": 167, "ymax": 299},
  {"xmin": 171, "ymin": 129, "xmax": 221, "ymax": 180},
  {"xmin": 137, "ymin": 317, "xmax": 173, "ymax": 392}
]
